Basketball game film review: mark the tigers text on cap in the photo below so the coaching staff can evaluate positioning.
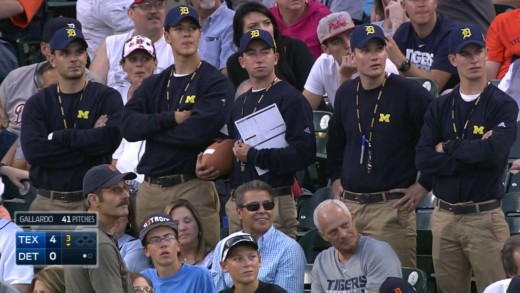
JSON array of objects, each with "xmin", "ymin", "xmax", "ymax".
[
  {"xmin": 448, "ymin": 24, "xmax": 485, "ymax": 53},
  {"xmin": 239, "ymin": 29, "xmax": 276, "ymax": 53},
  {"xmin": 50, "ymin": 27, "xmax": 88, "ymax": 52},
  {"xmin": 42, "ymin": 17, "xmax": 82, "ymax": 43},
  {"xmin": 317, "ymin": 12, "xmax": 355, "ymax": 44},
  {"xmin": 82, "ymin": 164, "xmax": 136, "ymax": 196},
  {"xmin": 122, "ymin": 35, "xmax": 156, "ymax": 60},
  {"xmin": 220, "ymin": 232, "xmax": 258, "ymax": 262},
  {"xmin": 164, "ymin": 5, "xmax": 200, "ymax": 29},
  {"xmin": 350, "ymin": 24, "xmax": 386, "ymax": 49},
  {"xmin": 139, "ymin": 213, "xmax": 178, "ymax": 244}
]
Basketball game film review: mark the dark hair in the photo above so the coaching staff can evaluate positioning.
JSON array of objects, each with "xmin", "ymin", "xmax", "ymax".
[
  {"xmin": 232, "ymin": 1, "xmax": 299, "ymax": 87},
  {"xmin": 502, "ymin": 235, "xmax": 520, "ymax": 277},
  {"xmin": 234, "ymin": 180, "xmax": 273, "ymax": 206},
  {"xmin": 130, "ymin": 272, "xmax": 154, "ymax": 290},
  {"xmin": 373, "ymin": 0, "xmax": 385, "ymax": 22},
  {"xmin": 164, "ymin": 199, "xmax": 210, "ymax": 264}
]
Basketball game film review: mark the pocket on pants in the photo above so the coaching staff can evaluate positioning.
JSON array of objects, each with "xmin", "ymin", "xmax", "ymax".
[{"xmin": 490, "ymin": 209, "xmax": 509, "ymax": 241}]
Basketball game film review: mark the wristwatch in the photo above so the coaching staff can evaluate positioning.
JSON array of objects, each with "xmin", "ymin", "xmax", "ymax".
[
  {"xmin": 0, "ymin": 162, "xmax": 7, "ymax": 169},
  {"xmin": 398, "ymin": 59, "xmax": 411, "ymax": 72}
]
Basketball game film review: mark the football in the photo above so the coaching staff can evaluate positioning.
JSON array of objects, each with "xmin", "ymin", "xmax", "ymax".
[{"xmin": 201, "ymin": 139, "xmax": 235, "ymax": 177}]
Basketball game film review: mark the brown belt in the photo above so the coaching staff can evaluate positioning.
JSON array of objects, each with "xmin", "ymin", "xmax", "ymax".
[
  {"xmin": 38, "ymin": 189, "xmax": 84, "ymax": 202},
  {"xmin": 341, "ymin": 190, "xmax": 404, "ymax": 204},
  {"xmin": 437, "ymin": 199, "xmax": 501, "ymax": 215},
  {"xmin": 144, "ymin": 174, "xmax": 196, "ymax": 188}
]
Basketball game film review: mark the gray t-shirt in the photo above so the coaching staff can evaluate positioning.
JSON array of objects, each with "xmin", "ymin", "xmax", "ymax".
[{"xmin": 311, "ymin": 235, "xmax": 402, "ymax": 293}]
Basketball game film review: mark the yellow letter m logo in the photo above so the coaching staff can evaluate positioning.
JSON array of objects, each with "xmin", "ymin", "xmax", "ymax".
[
  {"xmin": 77, "ymin": 110, "xmax": 89, "ymax": 119},
  {"xmin": 379, "ymin": 113, "xmax": 390, "ymax": 123},
  {"xmin": 185, "ymin": 95, "xmax": 196, "ymax": 103},
  {"xmin": 473, "ymin": 125, "xmax": 484, "ymax": 135}
]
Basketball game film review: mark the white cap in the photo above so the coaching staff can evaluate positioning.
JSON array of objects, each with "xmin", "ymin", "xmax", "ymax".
[{"xmin": 121, "ymin": 35, "xmax": 156, "ymax": 60}]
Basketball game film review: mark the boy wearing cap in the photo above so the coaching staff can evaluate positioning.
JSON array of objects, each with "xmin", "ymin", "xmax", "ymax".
[
  {"xmin": 416, "ymin": 24, "xmax": 518, "ymax": 292},
  {"xmin": 65, "ymin": 164, "xmax": 136, "ymax": 292},
  {"xmin": 219, "ymin": 232, "xmax": 286, "ymax": 293},
  {"xmin": 196, "ymin": 29, "xmax": 315, "ymax": 240},
  {"xmin": 20, "ymin": 27, "xmax": 124, "ymax": 212},
  {"xmin": 327, "ymin": 24, "xmax": 433, "ymax": 268},
  {"xmin": 139, "ymin": 212, "xmax": 216, "ymax": 292},
  {"xmin": 121, "ymin": 5, "xmax": 234, "ymax": 252},
  {"xmin": 303, "ymin": 11, "xmax": 398, "ymax": 110}
]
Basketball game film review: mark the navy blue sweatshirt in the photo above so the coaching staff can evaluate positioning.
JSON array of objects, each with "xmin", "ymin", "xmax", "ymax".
[
  {"xmin": 228, "ymin": 80, "xmax": 316, "ymax": 189},
  {"xmin": 120, "ymin": 62, "xmax": 235, "ymax": 176},
  {"xmin": 21, "ymin": 81, "xmax": 123, "ymax": 191},
  {"xmin": 328, "ymin": 74, "xmax": 433, "ymax": 192},
  {"xmin": 416, "ymin": 84, "xmax": 518, "ymax": 203}
]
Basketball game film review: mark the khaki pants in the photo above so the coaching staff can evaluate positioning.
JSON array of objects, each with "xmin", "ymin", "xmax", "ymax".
[
  {"xmin": 29, "ymin": 194, "xmax": 85, "ymax": 212},
  {"xmin": 431, "ymin": 206, "xmax": 509, "ymax": 293},
  {"xmin": 343, "ymin": 199, "xmax": 417, "ymax": 267},
  {"xmin": 225, "ymin": 193, "xmax": 298, "ymax": 239},
  {"xmin": 136, "ymin": 179, "xmax": 220, "ymax": 250}
]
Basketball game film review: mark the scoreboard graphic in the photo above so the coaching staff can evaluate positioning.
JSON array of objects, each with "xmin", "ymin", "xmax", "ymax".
[{"xmin": 15, "ymin": 212, "xmax": 98, "ymax": 266}]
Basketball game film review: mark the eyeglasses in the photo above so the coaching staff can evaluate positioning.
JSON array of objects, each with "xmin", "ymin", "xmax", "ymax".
[
  {"xmin": 131, "ymin": 0, "xmax": 165, "ymax": 10},
  {"xmin": 238, "ymin": 200, "xmax": 275, "ymax": 212},
  {"xmin": 224, "ymin": 234, "xmax": 256, "ymax": 250},
  {"xmin": 147, "ymin": 233, "xmax": 176, "ymax": 245},
  {"xmin": 133, "ymin": 286, "xmax": 155, "ymax": 293}
]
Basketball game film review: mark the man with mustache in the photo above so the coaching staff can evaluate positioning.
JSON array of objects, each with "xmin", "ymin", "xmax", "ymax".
[
  {"xmin": 20, "ymin": 27, "xmax": 123, "ymax": 212},
  {"xmin": 65, "ymin": 164, "xmax": 136, "ymax": 292},
  {"xmin": 90, "ymin": 0, "xmax": 174, "ymax": 88}
]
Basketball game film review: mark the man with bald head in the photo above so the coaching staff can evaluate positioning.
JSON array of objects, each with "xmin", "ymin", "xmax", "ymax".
[{"xmin": 311, "ymin": 199, "xmax": 401, "ymax": 293}]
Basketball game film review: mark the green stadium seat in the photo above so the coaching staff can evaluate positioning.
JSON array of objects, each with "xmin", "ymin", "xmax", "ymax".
[
  {"xmin": 402, "ymin": 267, "xmax": 429, "ymax": 293},
  {"xmin": 297, "ymin": 187, "xmax": 334, "ymax": 232},
  {"xmin": 298, "ymin": 229, "xmax": 331, "ymax": 264},
  {"xmin": 407, "ymin": 77, "xmax": 439, "ymax": 97}
]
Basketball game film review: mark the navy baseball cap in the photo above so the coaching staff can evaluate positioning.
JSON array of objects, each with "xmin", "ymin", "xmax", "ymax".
[
  {"xmin": 350, "ymin": 24, "xmax": 386, "ymax": 49},
  {"xmin": 83, "ymin": 164, "xmax": 136, "ymax": 195},
  {"xmin": 379, "ymin": 277, "xmax": 416, "ymax": 293},
  {"xmin": 164, "ymin": 5, "xmax": 200, "ymax": 29},
  {"xmin": 139, "ymin": 213, "xmax": 178, "ymax": 245},
  {"xmin": 448, "ymin": 24, "xmax": 485, "ymax": 54},
  {"xmin": 50, "ymin": 27, "xmax": 88, "ymax": 52},
  {"xmin": 42, "ymin": 17, "xmax": 82, "ymax": 43},
  {"xmin": 239, "ymin": 29, "xmax": 276, "ymax": 53}
]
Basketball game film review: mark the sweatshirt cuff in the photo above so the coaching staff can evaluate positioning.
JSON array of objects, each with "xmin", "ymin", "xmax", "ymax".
[{"xmin": 246, "ymin": 147, "xmax": 259, "ymax": 166}]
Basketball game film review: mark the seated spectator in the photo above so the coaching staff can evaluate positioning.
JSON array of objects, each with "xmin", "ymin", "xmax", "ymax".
[
  {"xmin": 211, "ymin": 180, "xmax": 306, "ymax": 293},
  {"xmin": 227, "ymin": 1, "xmax": 314, "ymax": 91},
  {"xmin": 189, "ymin": 0, "xmax": 236, "ymax": 74},
  {"xmin": 371, "ymin": 0, "xmax": 408, "ymax": 36},
  {"xmin": 90, "ymin": 0, "xmax": 174, "ymax": 88},
  {"xmin": 130, "ymin": 272, "xmax": 155, "ymax": 293},
  {"xmin": 139, "ymin": 213, "xmax": 216, "ymax": 292},
  {"xmin": 0, "ymin": 217, "xmax": 33, "ymax": 293},
  {"xmin": 311, "ymin": 199, "xmax": 402, "ymax": 293},
  {"xmin": 30, "ymin": 266, "xmax": 65, "ymax": 293},
  {"xmin": 484, "ymin": 235, "xmax": 520, "ymax": 293},
  {"xmin": 111, "ymin": 35, "xmax": 157, "ymax": 196},
  {"xmin": 498, "ymin": 58, "xmax": 520, "ymax": 120},
  {"xmin": 219, "ymin": 232, "xmax": 286, "ymax": 293},
  {"xmin": 165, "ymin": 199, "xmax": 214, "ymax": 268},
  {"xmin": 269, "ymin": 0, "xmax": 331, "ymax": 59},
  {"xmin": 486, "ymin": 7, "xmax": 520, "ymax": 80},
  {"xmin": 303, "ymin": 11, "xmax": 398, "ymax": 109},
  {"xmin": 76, "ymin": 0, "xmax": 134, "ymax": 59},
  {"xmin": 386, "ymin": 0, "xmax": 459, "ymax": 92},
  {"xmin": 113, "ymin": 199, "xmax": 150, "ymax": 273},
  {"xmin": 379, "ymin": 277, "xmax": 416, "ymax": 293}
]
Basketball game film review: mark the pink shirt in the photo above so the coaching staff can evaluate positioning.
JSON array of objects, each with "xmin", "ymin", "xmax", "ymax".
[{"xmin": 270, "ymin": 1, "xmax": 331, "ymax": 60}]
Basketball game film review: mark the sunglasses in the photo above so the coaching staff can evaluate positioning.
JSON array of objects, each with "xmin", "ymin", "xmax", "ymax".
[
  {"xmin": 238, "ymin": 200, "xmax": 275, "ymax": 212},
  {"xmin": 131, "ymin": 0, "xmax": 165, "ymax": 10}
]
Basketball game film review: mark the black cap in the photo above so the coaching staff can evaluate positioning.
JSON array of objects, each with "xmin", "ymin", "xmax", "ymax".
[
  {"xmin": 139, "ymin": 213, "xmax": 178, "ymax": 245},
  {"xmin": 42, "ymin": 17, "xmax": 82, "ymax": 43}
]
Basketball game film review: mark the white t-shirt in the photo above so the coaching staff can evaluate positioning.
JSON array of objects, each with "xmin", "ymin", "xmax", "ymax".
[
  {"xmin": 304, "ymin": 53, "xmax": 399, "ymax": 107},
  {"xmin": 0, "ymin": 218, "xmax": 34, "ymax": 285},
  {"xmin": 105, "ymin": 30, "xmax": 174, "ymax": 88},
  {"xmin": 483, "ymin": 278, "xmax": 511, "ymax": 293}
]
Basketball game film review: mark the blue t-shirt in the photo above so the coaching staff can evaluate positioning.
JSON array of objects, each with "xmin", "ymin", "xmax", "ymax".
[
  {"xmin": 141, "ymin": 263, "xmax": 216, "ymax": 293},
  {"xmin": 393, "ymin": 14, "xmax": 459, "ymax": 91}
]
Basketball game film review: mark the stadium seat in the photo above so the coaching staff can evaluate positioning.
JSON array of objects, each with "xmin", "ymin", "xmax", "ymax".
[
  {"xmin": 402, "ymin": 267, "xmax": 429, "ymax": 293},
  {"xmin": 494, "ymin": 4, "xmax": 515, "ymax": 15},
  {"xmin": 304, "ymin": 263, "xmax": 312, "ymax": 293},
  {"xmin": 297, "ymin": 187, "xmax": 334, "ymax": 232},
  {"xmin": 45, "ymin": 0, "xmax": 77, "ymax": 20},
  {"xmin": 16, "ymin": 36, "xmax": 44, "ymax": 66},
  {"xmin": 298, "ymin": 229, "xmax": 331, "ymax": 264},
  {"xmin": 407, "ymin": 77, "xmax": 439, "ymax": 97},
  {"xmin": 313, "ymin": 110, "xmax": 332, "ymax": 159}
]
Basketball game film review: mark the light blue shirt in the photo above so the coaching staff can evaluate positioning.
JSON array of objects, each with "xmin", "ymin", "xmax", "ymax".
[
  {"xmin": 141, "ymin": 263, "xmax": 216, "ymax": 293},
  {"xmin": 198, "ymin": 4, "xmax": 236, "ymax": 71},
  {"xmin": 211, "ymin": 226, "xmax": 306, "ymax": 293},
  {"xmin": 118, "ymin": 234, "xmax": 150, "ymax": 273}
]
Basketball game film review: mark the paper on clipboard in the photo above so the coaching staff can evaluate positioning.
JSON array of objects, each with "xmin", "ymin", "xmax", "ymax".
[{"xmin": 234, "ymin": 103, "xmax": 288, "ymax": 175}]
